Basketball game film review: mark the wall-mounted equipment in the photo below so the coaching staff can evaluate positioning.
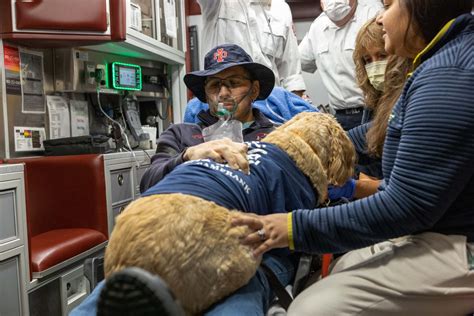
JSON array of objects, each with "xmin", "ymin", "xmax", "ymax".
[
  {"xmin": 55, "ymin": 49, "xmax": 110, "ymax": 92},
  {"xmin": 109, "ymin": 62, "xmax": 142, "ymax": 91},
  {"xmin": 122, "ymin": 95, "xmax": 148, "ymax": 143}
]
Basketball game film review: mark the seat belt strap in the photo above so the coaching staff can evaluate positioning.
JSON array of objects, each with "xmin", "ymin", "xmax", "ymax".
[{"xmin": 260, "ymin": 262, "xmax": 293, "ymax": 310}]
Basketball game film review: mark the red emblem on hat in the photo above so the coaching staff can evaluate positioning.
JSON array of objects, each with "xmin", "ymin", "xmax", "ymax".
[{"xmin": 213, "ymin": 48, "xmax": 228, "ymax": 63}]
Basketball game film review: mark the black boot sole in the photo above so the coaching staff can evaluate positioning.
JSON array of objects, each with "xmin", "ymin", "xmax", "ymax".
[{"xmin": 97, "ymin": 267, "xmax": 185, "ymax": 316}]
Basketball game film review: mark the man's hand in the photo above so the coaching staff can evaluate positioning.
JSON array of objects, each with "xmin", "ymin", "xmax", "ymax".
[
  {"xmin": 183, "ymin": 138, "xmax": 250, "ymax": 174},
  {"xmin": 231, "ymin": 213, "xmax": 289, "ymax": 258}
]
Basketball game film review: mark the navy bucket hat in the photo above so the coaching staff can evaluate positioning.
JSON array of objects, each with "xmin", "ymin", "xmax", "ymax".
[{"xmin": 184, "ymin": 44, "xmax": 275, "ymax": 103}]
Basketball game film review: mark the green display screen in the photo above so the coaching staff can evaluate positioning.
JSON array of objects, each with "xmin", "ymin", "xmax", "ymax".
[{"xmin": 110, "ymin": 62, "xmax": 142, "ymax": 91}]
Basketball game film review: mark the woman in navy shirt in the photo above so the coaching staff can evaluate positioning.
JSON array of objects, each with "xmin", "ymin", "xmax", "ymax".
[{"xmin": 235, "ymin": 1, "xmax": 474, "ymax": 314}]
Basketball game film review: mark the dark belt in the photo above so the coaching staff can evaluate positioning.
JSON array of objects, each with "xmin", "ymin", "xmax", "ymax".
[{"xmin": 335, "ymin": 107, "xmax": 364, "ymax": 115}]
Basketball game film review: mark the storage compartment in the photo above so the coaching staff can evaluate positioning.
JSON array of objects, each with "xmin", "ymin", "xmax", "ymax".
[
  {"xmin": 0, "ymin": 0, "xmax": 126, "ymax": 45},
  {"xmin": 104, "ymin": 153, "xmax": 152, "ymax": 235},
  {"xmin": 0, "ymin": 170, "xmax": 27, "ymax": 255},
  {"xmin": 110, "ymin": 167, "xmax": 133, "ymax": 204},
  {"xmin": 112, "ymin": 201, "xmax": 132, "ymax": 225},
  {"xmin": 0, "ymin": 190, "xmax": 18, "ymax": 246},
  {"xmin": 28, "ymin": 250, "xmax": 104, "ymax": 316},
  {"xmin": 29, "ymin": 279, "xmax": 62, "ymax": 316},
  {"xmin": 130, "ymin": 0, "xmax": 155, "ymax": 38},
  {"xmin": 0, "ymin": 166, "xmax": 29, "ymax": 315},
  {"xmin": 60, "ymin": 265, "xmax": 90, "ymax": 314},
  {"xmin": 0, "ymin": 256, "xmax": 22, "ymax": 316},
  {"xmin": 15, "ymin": 0, "xmax": 108, "ymax": 32},
  {"xmin": 84, "ymin": 256, "xmax": 105, "ymax": 291},
  {"xmin": 157, "ymin": 0, "xmax": 179, "ymax": 49}
]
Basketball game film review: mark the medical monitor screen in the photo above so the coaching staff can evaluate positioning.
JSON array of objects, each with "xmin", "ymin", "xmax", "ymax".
[
  {"xmin": 110, "ymin": 62, "xmax": 142, "ymax": 91},
  {"xmin": 119, "ymin": 66, "xmax": 137, "ymax": 87}
]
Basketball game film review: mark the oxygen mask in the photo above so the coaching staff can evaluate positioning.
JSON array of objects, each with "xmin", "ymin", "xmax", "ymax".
[
  {"xmin": 209, "ymin": 94, "xmax": 240, "ymax": 121},
  {"xmin": 203, "ymin": 97, "xmax": 244, "ymax": 143},
  {"xmin": 216, "ymin": 101, "xmax": 233, "ymax": 120}
]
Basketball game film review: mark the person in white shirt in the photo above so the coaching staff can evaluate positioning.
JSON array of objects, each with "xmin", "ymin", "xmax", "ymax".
[
  {"xmin": 198, "ymin": 0, "xmax": 306, "ymax": 95},
  {"xmin": 299, "ymin": 0, "xmax": 382, "ymax": 130}
]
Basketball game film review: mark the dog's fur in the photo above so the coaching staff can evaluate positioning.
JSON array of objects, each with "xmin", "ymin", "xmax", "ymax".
[
  {"xmin": 263, "ymin": 111, "xmax": 355, "ymax": 204},
  {"xmin": 104, "ymin": 113, "xmax": 355, "ymax": 314}
]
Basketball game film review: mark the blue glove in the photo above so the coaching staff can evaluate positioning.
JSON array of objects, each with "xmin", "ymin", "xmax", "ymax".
[{"xmin": 328, "ymin": 179, "xmax": 356, "ymax": 200}]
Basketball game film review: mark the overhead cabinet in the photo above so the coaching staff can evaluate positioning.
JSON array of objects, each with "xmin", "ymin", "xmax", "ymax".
[
  {"xmin": 14, "ymin": 0, "xmax": 108, "ymax": 33},
  {"xmin": 0, "ymin": 0, "xmax": 126, "ymax": 45}
]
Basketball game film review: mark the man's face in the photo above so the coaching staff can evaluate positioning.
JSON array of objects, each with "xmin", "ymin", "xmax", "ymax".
[{"xmin": 204, "ymin": 66, "xmax": 259, "ymax": 123}]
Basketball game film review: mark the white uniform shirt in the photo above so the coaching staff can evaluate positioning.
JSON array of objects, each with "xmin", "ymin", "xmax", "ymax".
[
  {"xmin": 299, "ymin": 1, "xmax": 382, "ymax": 110},
  {"xmin": 198, "ymin": 0, "xmax": 306, "ymax": 92}
]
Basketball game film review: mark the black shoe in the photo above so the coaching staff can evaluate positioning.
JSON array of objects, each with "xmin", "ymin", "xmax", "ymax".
[{"xmin": 97, "ymin": 267, "xmax": 185, "ymax": 316}]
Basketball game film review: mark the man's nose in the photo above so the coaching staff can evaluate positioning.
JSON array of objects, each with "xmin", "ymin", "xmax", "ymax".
[{"xmin": 218, "ymin": 84, "xmax": 231, "ymax": 97}]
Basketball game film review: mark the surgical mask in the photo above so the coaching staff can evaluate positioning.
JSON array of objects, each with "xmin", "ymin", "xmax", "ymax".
[
  {"xmin": 321, "ymin": 0, "xmax": 352, "ymax": 23},
  {"xmin": 365, "ymin": 60, "xmax": 388, "ymax": 92}
]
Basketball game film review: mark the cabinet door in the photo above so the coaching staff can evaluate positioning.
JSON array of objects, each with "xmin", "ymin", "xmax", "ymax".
[
  {"xmin": 104, "ymin": 160, "xmax": 134, "ymax": 235},
  {"xmin": 15, "ymin": 0, "xmax": 108, "ymax": 33},
  {"xmin": 0, "ymin": 178, "xmax": 26, "ymax": 254},
  {"xmin": 109, "ymin": 167, "xmax": 134, "ymax": 205},
  {"xmin": 133, "ymin": 164, "xmax": 150, "ymax": 198},
  {"xmin": 129, "ymin": 0, "xmax": 156, "ymax": 38},
  {"xmin": 0, "ymin": 247, "xmax": 29, "ymax": 316},
  {"xmin": 0, "ymin": 256, "xmax": 22, "ymax": 316}
]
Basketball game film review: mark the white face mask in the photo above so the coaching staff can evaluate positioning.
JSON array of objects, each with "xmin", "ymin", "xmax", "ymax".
[
  {"xmin": 321, "ymin": 0, "xmax": 352, "ymax": 23},
  {"xmin": 365, "ymin": 60, "xmax": 388, "ymax": 92}
]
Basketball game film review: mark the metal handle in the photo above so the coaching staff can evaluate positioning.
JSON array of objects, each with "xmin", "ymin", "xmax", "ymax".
[{"xmin": 119, "ymin": 206, "xmax": 125, "ymax": 214}]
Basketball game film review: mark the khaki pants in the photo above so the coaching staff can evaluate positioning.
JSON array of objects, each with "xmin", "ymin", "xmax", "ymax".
[{"xmin": 288, "ymin": 233, "xmax": 474, "ymax": 316}]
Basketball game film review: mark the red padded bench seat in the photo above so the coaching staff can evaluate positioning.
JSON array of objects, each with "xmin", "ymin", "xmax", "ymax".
[{"xmin": 30, "ymin": 228, "xmax": 107, "ymax": 272}]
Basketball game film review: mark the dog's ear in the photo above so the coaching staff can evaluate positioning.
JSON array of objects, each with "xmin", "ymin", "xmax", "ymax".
[
  {"xmin": 285, "ymin": 112, "xmax": 356, "ymax": 186},
  {"xmin": 264, "ymin": 112, "xmax": 356, "ymax": 201}
]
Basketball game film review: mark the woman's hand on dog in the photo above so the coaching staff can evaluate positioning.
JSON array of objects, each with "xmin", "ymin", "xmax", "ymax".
[
  {"xmin": 183, "ymin": 138, "xmax": 250, "ymax": 174},
  {"xmin": 232, "ymin": 213, "xmax": 289, "ymax": 258}
]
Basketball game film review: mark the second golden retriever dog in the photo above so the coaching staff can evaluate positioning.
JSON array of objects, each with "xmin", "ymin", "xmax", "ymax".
[{"xmin": 104, "ymin": 112, "xmax": 355, "ymax": 314}]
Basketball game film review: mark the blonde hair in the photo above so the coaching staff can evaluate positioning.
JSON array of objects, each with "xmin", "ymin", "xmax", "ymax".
[
  {"xmin": 353, "ymin": 18, "xmax": 386, "ymax": 110},
  {"xmin": 353, "ymin": 17, "xmax": 413, "ymax": 158},
  {"xmin": 366, "ymin": 56, "xmax": 412, "ymax": 157}
]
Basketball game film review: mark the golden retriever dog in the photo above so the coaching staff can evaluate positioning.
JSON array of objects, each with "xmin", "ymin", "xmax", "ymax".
[{"xmin": 104, "ymin": 112, "xmax": 355, "ymax": 314}]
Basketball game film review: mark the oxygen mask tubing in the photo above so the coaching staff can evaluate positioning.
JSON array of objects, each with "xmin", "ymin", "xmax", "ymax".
[{"xmin": 203, "ymin": 88, "xmax": 253, "ymax": 142}]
